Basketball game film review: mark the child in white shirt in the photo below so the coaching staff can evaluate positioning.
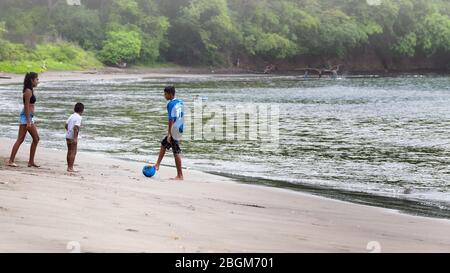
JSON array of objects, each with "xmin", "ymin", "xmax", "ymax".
[{"xmin": 65, "ymin": 103, "xmax": 84, "ymax": 172}]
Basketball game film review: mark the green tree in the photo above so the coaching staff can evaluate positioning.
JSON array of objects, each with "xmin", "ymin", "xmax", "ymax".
[
  {"xmin": 417, "ymin": 12, "xmax": 450, "ymax": 55},
  {"xmin": 168, "ymin": 0, "xmax": 238, "ymax": 64},
  {"xmin": 1, "ymin": 0, "xmax": 450, "ymax": 69},
  {"xmin": 393, "ymin": 32, "xmax": 417, "ymax": 57},
  {"xmin": 51, "ymin": 5, "xmax": 104, "ymax": 50},
  {"xmin": 311, "ymin": 10, "xmax": 369, "ymax": 57},
  {"xmin": 99, "ymin": 31, "xmax": 142, "ymax": 65},
  {"xmin": 0, "ymin": 21, "xmax": 10, "ymax": 60},
  {"xmin": 236, "ymin": 0, "xmax": 320, "ymax": 59},
  {"xmin": 0, "ymin": 21, "xmax": 6, "ymax": 37},
  {"xmin": 106, "ymin": 0, "xmax": 169, "ymax": 63}
]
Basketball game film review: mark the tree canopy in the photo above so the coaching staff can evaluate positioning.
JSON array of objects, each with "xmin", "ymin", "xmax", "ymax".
[{"xmin": 0, "ymin": 0, "xmax": 449, "ymax": 67}]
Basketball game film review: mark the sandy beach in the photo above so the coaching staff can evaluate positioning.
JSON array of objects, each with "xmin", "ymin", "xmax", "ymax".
[
  {"xmin": 1, "ymin": 137, "xmax": 450, "ymax": 253},
  {"xmin": 1, "ymin": 71, "xmax": 450, "ymax": 253}
]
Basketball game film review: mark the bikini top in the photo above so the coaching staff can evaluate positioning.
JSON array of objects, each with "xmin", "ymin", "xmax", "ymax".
[{"xmin": 23, "ymin": 89, "xmax": 36, "ymax": 105}]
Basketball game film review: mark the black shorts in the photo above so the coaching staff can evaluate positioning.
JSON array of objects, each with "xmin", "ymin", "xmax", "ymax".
[{"xmin": 161, "ymin": 136, "xmax": 181, "ymax": 155}]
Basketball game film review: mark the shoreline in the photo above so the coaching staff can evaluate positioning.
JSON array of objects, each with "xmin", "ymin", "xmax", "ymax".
[
  {"xmin": 1, "ymin": 137, "xmax": 450, "ymax": 252},
  {"xmin": 213, "ymin": 172, "xmax": 450, "ymax": 220},
  {"xmin": 0, "ymin": 69, "xmax": 214, "ymax": 85},
  {"xmin": 1, "ymin": 67, "xmax": 449, "ymax": 86}
]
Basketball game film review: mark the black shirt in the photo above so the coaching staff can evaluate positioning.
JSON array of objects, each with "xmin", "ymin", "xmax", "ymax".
[{"xmin": 23, "ymin": 89, "xmax": 36, "ymax": 105}]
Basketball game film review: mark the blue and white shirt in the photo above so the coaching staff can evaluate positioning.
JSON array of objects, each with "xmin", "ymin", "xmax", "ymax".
[{"xmin": 167, "ymin": 98, "xmax": 184, "ymax": 139}]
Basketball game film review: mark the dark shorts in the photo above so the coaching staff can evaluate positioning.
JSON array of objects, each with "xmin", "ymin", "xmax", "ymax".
[{"xmin": 161, "ymin": 136, "xmax": 181, "ymax": 155}]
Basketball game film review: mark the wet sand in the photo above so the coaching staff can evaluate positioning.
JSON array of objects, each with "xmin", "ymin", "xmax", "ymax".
[{"xmin": 1, "ymin": 137, "xmax": 450, "ymax": 252}]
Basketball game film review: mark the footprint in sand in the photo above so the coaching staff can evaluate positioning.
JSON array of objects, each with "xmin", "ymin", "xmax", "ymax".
[
  {"xmin": 128, "ymin": 176, "xmax": 141, "ymax": 182},
  {"xmin": 126, "ymin": 229, "xmax": 139, "ymax": 232}
]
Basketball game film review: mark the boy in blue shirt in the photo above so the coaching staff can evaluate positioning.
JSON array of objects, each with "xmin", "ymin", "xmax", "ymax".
[{"xmin": 154, "ymin": 86, "xmax": 184, "ymax": 180}]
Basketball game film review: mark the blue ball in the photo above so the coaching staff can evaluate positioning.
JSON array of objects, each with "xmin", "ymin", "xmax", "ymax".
[{"xmin": 143, "ymin": 165, "xmax": 156, "ymax": 177}]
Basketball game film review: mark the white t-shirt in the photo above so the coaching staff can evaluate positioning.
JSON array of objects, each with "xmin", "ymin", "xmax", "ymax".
[{"xmin": 66, "ymin": 113, "xmax": 82, "ymax": 140}]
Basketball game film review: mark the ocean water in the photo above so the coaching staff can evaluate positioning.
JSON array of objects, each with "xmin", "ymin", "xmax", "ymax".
[{"xmin": 1, "ymin": 75, "xmax": 449, "ymax": 218}]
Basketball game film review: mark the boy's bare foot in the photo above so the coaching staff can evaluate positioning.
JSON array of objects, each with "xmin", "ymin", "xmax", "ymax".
[
  {"xmin": 154, "ymin": 163, "xmax": 160, "ymax": 171},
  {"xmin": 28, "ymin": 163, "xmax": 40, "ymax": 168},
  {"xmin": 170, "ymin": 176, "xmax": 184, "ymax": 181},
  {"xmin": 7, "ymin": 162, "xmax": 18, "ymax": 167},
  {"xmin": 67, "ymin": 168, "xmax": 79, "ymax": 173}
]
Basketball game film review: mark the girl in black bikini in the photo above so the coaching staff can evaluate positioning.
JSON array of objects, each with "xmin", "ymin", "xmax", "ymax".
[{"xmin": 7, "ymin": 72, "xmax": 41, "ymax": 168}]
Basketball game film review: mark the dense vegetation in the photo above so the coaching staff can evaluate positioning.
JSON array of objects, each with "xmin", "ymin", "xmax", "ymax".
[{"xmin": 1, "ymin": 0, "xmax": 450, "ymax": 73}]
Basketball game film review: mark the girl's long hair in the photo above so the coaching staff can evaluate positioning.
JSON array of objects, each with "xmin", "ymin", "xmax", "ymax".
[{"xmin": 23, "ymin": 72, "xmax": 38, "ymax": 93}]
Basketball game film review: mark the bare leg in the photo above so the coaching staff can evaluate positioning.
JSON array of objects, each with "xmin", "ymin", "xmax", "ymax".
[
  {"xmin": 67, "ymin": 142, "xmax": 78, "ymax": 172},
  {"xmin": 66, "ymin": 140, "xmax": 72, "ymax": 171},
  {"xmin": 172, "ymin": 153, "xmax": 184, "ymax": 180},
  {"xmin": 154, "ymin": 144, "xmax": 166, "ymax": 171},
  {"xmin": 70, "ymin": 143, "xmax": 78, "ymax": 171},
  {"xmin": 27, "ymin": 125, "xmax": 40, "ymax": 167},
  {"xmin": 8, "ymin": 125, "xmax": 27, "ymax": 166}
]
